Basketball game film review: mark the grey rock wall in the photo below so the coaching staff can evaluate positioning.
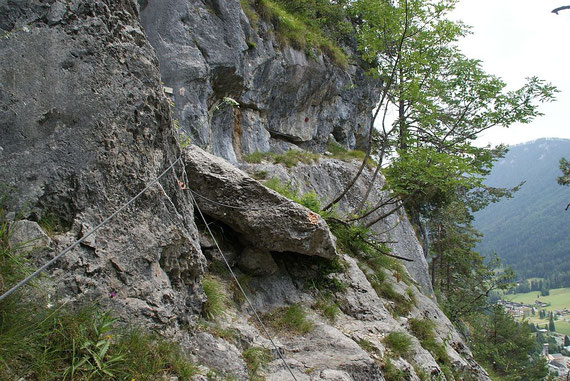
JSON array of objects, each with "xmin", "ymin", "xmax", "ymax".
[
  {"xmin": 139, "ymin": 0, "xmax": 381, "ymax": 163},
  {"xmin": 0, "ymin": 0, "xmax": 205, "ymax": 323}
]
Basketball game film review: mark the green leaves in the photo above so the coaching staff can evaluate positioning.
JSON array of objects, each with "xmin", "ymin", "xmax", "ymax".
[
  {"xmin": 63, "ymin": 313, "xmax": 125, "ymax": 380},
  {"xmin": 558, "ymin": 157, "xmax": 570, "ymax": 186},
  {"xmin": 470, "ymin": 306, "xmax": 549, "ymax": 379}
]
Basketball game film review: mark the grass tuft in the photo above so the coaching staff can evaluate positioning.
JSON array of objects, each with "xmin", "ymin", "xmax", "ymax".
[
  {"xmin": 244, "ymin": 150, "xmax": 319, "ymax": 168},
  {"xmin": 357, "ymin": 338, "xmax": 376, "ymax": 353},
  {"xmin": 383, "ymin": 332, "xmax": 412, "ymax": 358},
  {"xmin": 408, "ymin": 318, "xmax": 450, "ymax": 365},
  {"xmin": 202, "ymin": 275, "xmax": 227, "ymax": 320},
  {"xmin": 327, "ymin": 140, "xmax": 375, "ymax": 167},
  {"xmin": 314, "ymin": 294, "xmax": 340, "ymax": 322},
  {"xmin": 243, "ymin": 346, "xmax": 271, "ymax": 380},
  {"xmin": 265, "ymin": 304, "xmax": 314, "ymax": 334},
  {"xmin": 241, "ymin": 0, "xmax": 349, "ymax": 67},
  {"xmin": 0, "ymin": 304, "xmax": 199, "ymax": 380},
  {"xmin": 382, "ymin": 357, "xmax": 407, "ymax": 381}
]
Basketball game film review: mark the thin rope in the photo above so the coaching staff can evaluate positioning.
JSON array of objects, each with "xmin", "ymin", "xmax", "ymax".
[
  {"xmin": 181, "ymin": 173, "xmax": 298, "ymax": 381},
  {"xmin": 0, "ymin": 156, "xmax": 182, "ymax": 302}
]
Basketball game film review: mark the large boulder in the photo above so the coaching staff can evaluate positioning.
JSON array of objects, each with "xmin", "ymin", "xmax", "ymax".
[{"xmin": 182, "ymin": 145, "xmax": 337, "ymax": 259}]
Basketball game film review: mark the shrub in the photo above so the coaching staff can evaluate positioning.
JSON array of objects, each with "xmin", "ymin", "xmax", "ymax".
[
  {"xmin": 202, "ymin": 275, "xmax": 227, "ymax": 320},
  {"xmin": 305, "ymin": 256, "xmax": 347, "ymax": 293},
  {"xmin": 383, "ymin": 332, "xmax": 412, "ymax": 358}
]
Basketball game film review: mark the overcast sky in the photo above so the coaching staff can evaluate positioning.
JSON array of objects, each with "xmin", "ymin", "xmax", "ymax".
[{"xmin": 451, "ymin": 0, "xmax": 570, "ymax": 147}]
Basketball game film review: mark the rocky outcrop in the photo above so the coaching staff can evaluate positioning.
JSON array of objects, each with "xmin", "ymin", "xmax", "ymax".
[
  {"xmin": 139, "ymin": 0, "xmax": 381, "ymax": 162},
  {"xmin": 240, "ymin": 159, "xmax": 434, "ymax": 296},
  {"xmin": 183, "ymin": 145, "xmax": 337, "ymax": 259}
]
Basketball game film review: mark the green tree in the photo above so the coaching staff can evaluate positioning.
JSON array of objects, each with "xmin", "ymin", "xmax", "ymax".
[
  {"xmin": 471, "ymin": 306, "xmax": 548, "ymax": 380},
  {"xmin": 558, "ymin": 157, "xmax": 570, "ymax": 210},
  {"xmin": 564, "ymin": 335, "xmax": 570, "ymax": 347},
  {"xmin": 549, "ymin": 314, "xmax": 556, "ymax": 332},
  {"xmin": 425, "ymin": 199, "xmax": 513, "ymax": 321}
]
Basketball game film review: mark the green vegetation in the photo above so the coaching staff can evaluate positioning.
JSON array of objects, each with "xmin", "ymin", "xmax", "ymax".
[
  {"xmin": 327, "ymin": 218, "xmax": 414, "ymax": 316},
  {"xmin": 505, "ymin": 287, "xmax": 570, "ymax": 312},
  {"xmin": 251, "ymin": 170, "xmax": 268, "ymax": 180},
  {"xmin": 383, "ymin": 332, "xmax": 412, "ymax": 358},
  {"xmin": 408, "ymin": 318, "xmax": 435, "ymax": 342},
  {"xmin": 196, "ymin": 319, "xmax": 239, "ymax": 344},
  {"xmin": 373, "ymin": 281, "xmax": 413, "ymax": 317},
  {"xmin": 381, "ymin": 357, "xmax": 407, "ymax": 381},
  {"xmin": 470, "ymin": 306, "xmax": 548, "ymax": 380},
  {"xmin": 175, "ymin": 119, "xmax": 191, "ymax": 149},
  {"xmin": 409, "ymin": 318, "xmax": 450, "ymax": 366},
  {"xmin": 506, "ymin": 287, "xmax": 570, "ymax": 335},
  {"xmin": 326, "ymin": 140, "xmax": 375, "ymax": 167},
  {"xmin": 202, "ymin": 275, "xmax": 227, "ymax": 320},
  {"xmin": 554, "ymin": 321, "xmax": 570, "ymax": 336},
  {"xmin": 240, "ymin": 0, "xmax": 350, "ymax": 67},
  {"xmin": 38, "ymin": 211, "xmax": 70, "ymax": 236},
  {"xmin": 244, "ymin": 150, "xmax": 319, "ymax": 168},
  {"xmin": 265, "ymin": 304, "xmax": 314, "ymax": 334},
  {"xmin": 262, "ymin": 179, "xmax": 406, "ymax": 306},
  {"xmin": 243, "ymin": 346, "xmax": 271, "ymax": 380},
  {"xmin": 357, "ymin": 338, "xmax": 376, "ymax": 353},
  {"xmin": 0, "ymin": 305, "xmax": 199, "ymax": 380}
]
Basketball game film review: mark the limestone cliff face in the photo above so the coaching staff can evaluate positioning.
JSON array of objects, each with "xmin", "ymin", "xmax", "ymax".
[
  {"xmin": 0, "ymin": 0, "xmax": 204, "ymax": 323},
  {"xmin": 139, "ymin": 0, "xmax": 381, "ymax": 163},
  {"xmin": 1, "ymin": 1, "xmax": 489, "ymax": 380}
]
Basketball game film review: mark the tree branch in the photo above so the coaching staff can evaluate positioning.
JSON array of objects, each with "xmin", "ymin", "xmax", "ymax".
[{"xmin": 323, "ymin": 0, "xmax": 410, "ymax": 211}]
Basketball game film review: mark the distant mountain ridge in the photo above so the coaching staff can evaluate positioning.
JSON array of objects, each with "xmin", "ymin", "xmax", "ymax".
[{"xmin": 473, "ymin": 138, "xmax": 570, "ymax": 284}]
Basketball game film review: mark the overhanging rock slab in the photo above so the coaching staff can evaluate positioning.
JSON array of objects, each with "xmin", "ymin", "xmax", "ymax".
[{"xmin": 182, "ymin": 145, "xmax": 336, "ymax": 259}]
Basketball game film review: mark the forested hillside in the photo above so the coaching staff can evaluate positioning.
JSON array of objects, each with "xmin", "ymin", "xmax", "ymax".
[{"xmin": 474, "ymin": 138, "xmax": 570, "ymax": 286}]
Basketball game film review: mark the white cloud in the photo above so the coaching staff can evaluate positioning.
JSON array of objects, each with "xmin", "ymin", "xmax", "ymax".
[{"xmin": 451, "ymin": 0, "xmax": 570, "ymax": 146}]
